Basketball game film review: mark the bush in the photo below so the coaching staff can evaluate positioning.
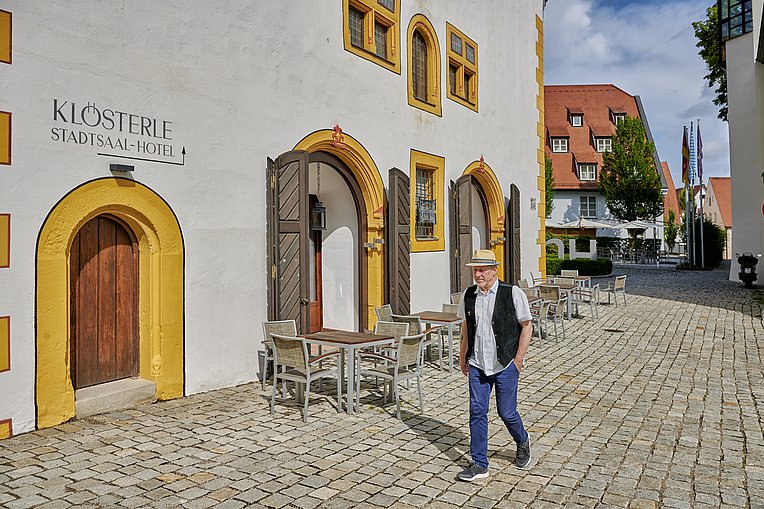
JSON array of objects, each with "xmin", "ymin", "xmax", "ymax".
[
  {"xmin": 545, "ymin": 231, "xmax": 593, "ymax": 257},
  {"xmin": 692, "ymin": 217, "xmax": 726, "ymax": 268},
  {"xmin": 545, "ymin": 257, "xmax": 613, "ymax": 276}
]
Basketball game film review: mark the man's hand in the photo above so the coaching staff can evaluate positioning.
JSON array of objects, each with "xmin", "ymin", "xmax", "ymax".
[
  {"xmin": 460, "ymin": 356, "xmax": 469, "ymax": 376},
  {"xmin": 513, "ymin": 358, "xmax": 523, "ymax": 372}
]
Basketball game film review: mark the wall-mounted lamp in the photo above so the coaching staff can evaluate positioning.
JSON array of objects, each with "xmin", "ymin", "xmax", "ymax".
[
  {"xmin": 489, "ymin": 237, "xmax": 506, "ymax": 246},
  {"xmin": 310, "ymin": 162, "xmax": 327, "ymax": 230},
  {"xmin": 110, "ymin": 163, "xmax": 134, "ymax": 172}
]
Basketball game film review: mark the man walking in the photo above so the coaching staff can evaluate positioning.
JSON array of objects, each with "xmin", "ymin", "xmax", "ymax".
[{"xmin": 456, "ymin": 249, "xmax": 533, "ymax": 481}]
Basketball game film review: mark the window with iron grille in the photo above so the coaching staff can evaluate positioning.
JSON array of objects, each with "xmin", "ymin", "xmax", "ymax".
[
  {"xmin": 349, "ymin": 6, "xmax": 364, "ymax": 48},
  {"xmin": 578, "ymin": 163, "xmax": 596, "ymax": 181},
  {"xmin": 580, "ymin": 196, "xmax": 597, "ymax": 218},
  {"xmin": 343, "ymin": 0, "xmax": 399, "ymax": 72},
  {"xmin": 412, "ymin": 30, "xmax": 428, "ymax": 101},
  {"xmin": 415, "ymin": 168, "xmax": 436, "ymax": 239},
  {"xmin": 446, "ymin": 23, "xmax": 478, "ymax": 111}
]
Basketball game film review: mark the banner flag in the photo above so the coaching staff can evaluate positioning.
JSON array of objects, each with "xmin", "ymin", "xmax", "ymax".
[
  {"xmin": 681, "ymin": 127, "xmax": 690, "ymax": 185},
  {"xmin": 697, "ymin": 124, "xmax": 703, "ymax": 182}
]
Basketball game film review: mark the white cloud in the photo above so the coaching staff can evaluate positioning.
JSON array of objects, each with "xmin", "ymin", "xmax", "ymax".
[{"xmin": 544, "ymin": 0, "xmax": 728, "ymax": 185}]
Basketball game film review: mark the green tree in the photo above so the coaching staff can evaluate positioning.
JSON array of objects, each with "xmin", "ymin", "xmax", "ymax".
[
  {"xmin": 544, "ymin": 155, "xmax": 555, "ymax": 218},
  {"xmin": 599, "ymin": 116, "xmax": 664, "ymax": 226},
  {"xmin": 664, "ymin": 208, "xmax": 679, "ymax": 253},
  {"xmin": 693, "ymin": 5, "xmax": 727, "ymax": 121}
]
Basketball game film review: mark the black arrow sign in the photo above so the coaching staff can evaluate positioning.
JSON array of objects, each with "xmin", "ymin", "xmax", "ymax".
[{"xmin": 97, "ymin": 147, "xmax": 186, "ymax": 166}]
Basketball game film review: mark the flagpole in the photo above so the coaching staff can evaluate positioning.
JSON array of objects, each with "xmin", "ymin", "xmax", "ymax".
[
  {"xmin": 689, "ymin": 121, "xmax": 696, "ymax": 267},
  {"xmin": 682, "ymin": 126, "xmax": 692, "ymax": 267},
  {"xmin": 698, "ymin": 120, "xmax": 705, "ymax": 269}
]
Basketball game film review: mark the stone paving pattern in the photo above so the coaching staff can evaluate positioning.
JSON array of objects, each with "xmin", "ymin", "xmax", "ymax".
[{"xmin": 1, "ymin": 266, "xmax": 763, "ymax": 508}]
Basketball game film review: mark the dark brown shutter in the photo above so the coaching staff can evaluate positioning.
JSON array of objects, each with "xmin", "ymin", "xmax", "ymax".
[
  {"xmin": 505, "ymin": 183, "xmax": 522, "ymax": 284},
  {"xmin": 266, "ymin": 151, "xmax": 310, "ymax": 333},
  {"xmin": 386, "ymin": 168, "xmax": 411, "ymax": 315},
  {"xmin": 450, "ymin": 175, "xmax": 474, "ymax": 293}
]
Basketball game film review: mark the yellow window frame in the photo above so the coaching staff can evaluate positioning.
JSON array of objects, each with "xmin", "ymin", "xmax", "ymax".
[
  {"xmin": 446, "ymin": 22, "xmax": 478, "ymax": 112},
  {"xmin": 410, "ymin": 149, "xmax": 445, "ymax": 252},
  {"xmin": 406, "ymin": 14, "xmax": 441, "ymax": 116},
  {"xmin": 0, "ymin": 10, "xmax": 10, "ymax": 65},
  {"xmin": 343, "ymin": 0, "xmax": 401, "ymax": 74}
]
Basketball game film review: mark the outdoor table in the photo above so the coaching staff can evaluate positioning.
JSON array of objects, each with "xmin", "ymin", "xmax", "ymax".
[
  {"xmin": 413, "ymin": 311, "xmax": 464, "ymax": 373},
  {"xmin": 302, "ymin": 329, "xmax": 394, "ymax": 415},
  {"xmin": 574, "ymin": 275, "xmax": 591, "ymax": 288}
]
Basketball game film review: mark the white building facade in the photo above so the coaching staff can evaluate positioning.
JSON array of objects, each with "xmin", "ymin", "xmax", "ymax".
[
  {"xmin": 0, "ymin": 1, "xmax": 546, "ymax": 437},
  {"xmin": 722, "ymin": 0, "xmax": 764, "ymax": 280}
]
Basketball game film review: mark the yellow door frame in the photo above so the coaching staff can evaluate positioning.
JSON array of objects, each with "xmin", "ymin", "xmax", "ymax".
[
  {"xmin": 36, "ymin": 177, "xmax": 184, "ymax": 428},
  {"xmin": 294, "ymin": 130, "xmax": 386, "ymax": 327},
  {"xmin": 462, "ymin": 160, "xmax": 506, "ymax": 280}
]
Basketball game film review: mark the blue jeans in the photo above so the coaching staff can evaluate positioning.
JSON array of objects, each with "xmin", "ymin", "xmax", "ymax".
[{"xmin": 469, "ymin": 363, "xmax": 529, "ymax": 468}]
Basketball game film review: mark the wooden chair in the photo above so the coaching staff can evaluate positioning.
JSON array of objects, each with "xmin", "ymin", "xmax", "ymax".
[
  {"xmin": 355, "ymin": 333, "xmax": 427, "ymax": 418},
  {"xmin": 602, "ymin": 275, "xmax": 627, "ymax": 306},
  {"xmin": 261, "ymin": 320, "xmax": 297, "ymax": 391},
  {"xmin": 269, "ymin": 334, "xmax": 342, "ymax": 422}
]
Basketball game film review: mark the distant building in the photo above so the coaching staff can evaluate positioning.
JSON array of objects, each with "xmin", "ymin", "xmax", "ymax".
[
  {"xmin": 544, "ymin": 84, "xmax": 666, "ymax": 239},
  {"xmin": 720, "ymin": 0, "xmax": 764, "ymax": 278},
  {"xmin": 704, "ymin": 177, "xmax": 733, "ymax": 259}
]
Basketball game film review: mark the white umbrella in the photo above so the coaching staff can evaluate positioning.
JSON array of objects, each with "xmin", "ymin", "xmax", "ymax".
[{"xmin": 551, "ymin": 217, "xmax": 616, "ymax": 229}]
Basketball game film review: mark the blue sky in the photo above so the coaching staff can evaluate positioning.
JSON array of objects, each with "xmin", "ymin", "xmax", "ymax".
[{"xmin": 544, "ymin": 0, "xmax": 727, "ymax": 186}]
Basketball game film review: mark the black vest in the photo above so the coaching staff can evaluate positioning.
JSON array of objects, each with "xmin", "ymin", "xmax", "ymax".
[{"xmin": 464, "ymin": 280, "xmax": 521, "ymax": 367}]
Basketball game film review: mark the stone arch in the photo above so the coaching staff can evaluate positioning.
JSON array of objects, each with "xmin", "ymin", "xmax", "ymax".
[
  {"xmin": 462, "ymin": 160, "xmax": 506, "ymax": 279},
  {"xmin": 294, "ymin": 129, "xmax": 386, "ymax": 326},
  {"xmin": 36, "ymin": 177, "xmax": 184, "ymax": 428}
]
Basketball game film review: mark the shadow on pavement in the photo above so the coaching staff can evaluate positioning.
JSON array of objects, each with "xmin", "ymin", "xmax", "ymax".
[{"xmin": 399, "ymin": 408, "xmax": 470, "ymax": 466}]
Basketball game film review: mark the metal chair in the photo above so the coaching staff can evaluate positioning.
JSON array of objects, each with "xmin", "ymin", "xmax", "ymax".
[
  {"xmin": 517, "ymin": 279, "xmax": 530, "ymax": 289},
  {"xmin": 602, "ymin": 275, "xmax": 627, "ymax": 306},
  {"xmin": 560, "ymin": 269, "xmax": 579, "ymax": 277},
  {"xmin": 269, "ymin": 333, "xmax": 342, "ymax": 422},
  {"xmin": 538, "ymin": 285, "xmax": 567, "ymax": 342},
  {"xmin": 571, "ymin": 283, "xmax": 600, "ymax": 319},
  {"xmin": 375, "ymin": 304, "xmax": 393, "ymax": 322},
  {"xmin": 261, "ymin": 320, "xmax": 297, "ymax": 391},
  {"xmin": 450, "ymin": 292, "xmax": 462, "ymax": 305},
  {"xmin": 355, "ymin": 333, "xmax": 427, "ymax": 418},
  {"xmin": 390, "ymin": 314, "xmax": 441, "ymax": 369}
]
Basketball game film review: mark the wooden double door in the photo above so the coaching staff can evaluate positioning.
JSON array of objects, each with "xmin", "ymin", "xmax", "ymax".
[{"xmin": 70, "ymin": 215, "xmax": 139, "ymax": 389}]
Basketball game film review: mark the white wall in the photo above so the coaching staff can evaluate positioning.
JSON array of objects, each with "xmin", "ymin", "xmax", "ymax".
[
  {"xmin": 726, "ymin": 23, "xmax": 764, "ymax": 279},
  {"xmin": 0, "ymin": 0, "xmax": 545, "ymax": 434}
]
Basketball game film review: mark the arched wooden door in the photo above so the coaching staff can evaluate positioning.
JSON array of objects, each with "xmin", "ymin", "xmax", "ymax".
[{"xmin": 70, "ymin": 215, "xmax": 139, "ymax": 389}]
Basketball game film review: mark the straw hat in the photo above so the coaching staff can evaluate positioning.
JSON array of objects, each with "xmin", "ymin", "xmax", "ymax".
[{"xmin": 465, "ymin": 249, "xmax": 500, "ymax": 267}]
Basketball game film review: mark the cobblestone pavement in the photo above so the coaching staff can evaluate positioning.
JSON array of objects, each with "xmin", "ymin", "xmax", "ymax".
[{"xmin": 2, "ymin": 266, "xmax": 763, "ymax": 509}]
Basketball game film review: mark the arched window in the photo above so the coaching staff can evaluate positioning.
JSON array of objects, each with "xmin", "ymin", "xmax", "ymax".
[
  {"xmin": 406, "ymin": 14, "xmax": 441, "ymax": 116},
  {"xmin": 412, "ymin": 30, "xmax": 427, "ymax": 102}
]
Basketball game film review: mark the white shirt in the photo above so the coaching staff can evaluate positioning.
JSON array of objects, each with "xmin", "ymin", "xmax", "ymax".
[{"xmin": 457, "ymin": 280, "xmax": 532, "ymax": 376}]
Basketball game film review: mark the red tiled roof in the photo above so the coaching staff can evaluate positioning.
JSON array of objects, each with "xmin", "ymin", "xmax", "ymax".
[
  {"xmin": 660, "ymin": 162, "xmax": 680, "ymax": 221},
  {"xmin": 544, "ymin": 84, "xmax": 641, "ymax": 190},
  {"xmin": 708, "ymin": 177, "xmax": 731, "ymax": 227}
]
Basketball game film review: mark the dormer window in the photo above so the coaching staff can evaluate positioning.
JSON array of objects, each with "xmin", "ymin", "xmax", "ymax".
[
  {"xmin": 595, "ymin": 137, "xmax": 612, "ymax": 153},
  {"xmin": 551, "ymin": 137, "xmax": 568, "ymax": 153},
  {"xmin": 570, "ymin": 114, "xmax": 583, "ymax": 127},
  {"xmin": 612, "ymin": 112, "xmax": 626, "ymax": 124},
  {"xmin": 578, "ymin": 163, "xmax": 596, "ymax": 181}
]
